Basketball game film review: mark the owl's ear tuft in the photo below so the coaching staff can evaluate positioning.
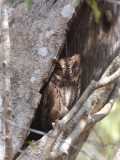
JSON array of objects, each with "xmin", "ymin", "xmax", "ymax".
[
  {"xmin": 53, "ymin": 57, "xmax": 58, "ymax": 64},
  {"xmin": 72, "ymin": 54, "xmax": 80, "ymax": 59}
]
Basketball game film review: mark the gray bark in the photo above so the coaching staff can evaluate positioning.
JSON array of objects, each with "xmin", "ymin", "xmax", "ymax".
[{"xmin": 1, "ymin": 4, "xmax": 13, "ymax": 160}]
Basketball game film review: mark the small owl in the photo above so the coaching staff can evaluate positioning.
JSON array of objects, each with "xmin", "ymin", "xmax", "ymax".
[{"xmin": 40, "ymin": 54, "xmax": 82, "ymax": 132}]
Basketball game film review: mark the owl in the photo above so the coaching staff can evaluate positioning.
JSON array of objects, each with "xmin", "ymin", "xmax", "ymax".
[{"xmin": 40, "ymin": 54, "xmax": 82, "ymax": 132}]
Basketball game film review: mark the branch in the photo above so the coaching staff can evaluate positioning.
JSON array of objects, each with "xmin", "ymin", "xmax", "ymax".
[
  {"xmin": 1, "ymin": 4, "xmax": 12, "ymax": 160},
  {"xmin": 50, "ymin": 116, "xmax": 89, "ymax": 159},
  {"xmin": 0, "ymin": 116, "xmax": 83, "ymax": 153},
  {"xmin": 50, "ymin": 78, "xmax": 120, "ymax": 159},
  {"xmin": 113, "ymin": 148, "xmax": 120, "ymax": 160},
  {"xmin": 91, "ymin": 78, "xmax": 120, "ymax": 122},
  {"xmin": 0, "ymin": 0, "xmax": 9, "ymax": 8}
]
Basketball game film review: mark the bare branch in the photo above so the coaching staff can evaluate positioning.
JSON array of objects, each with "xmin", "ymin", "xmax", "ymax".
[
  {"xmin": 0, "ymin": 0, "xmax": 9, "ymax": 8},
  {"xmin": 93, "ymin": 129, "xmax": 105, "ymax": 145},
  {"xmin": 92, "ymin": 78, "xmax": 120, "ymax": 122},
  {"xmin": 113, "ymin": 148, "xmax": 120, "ymax": 160},
  {"xmin": 0, "ymin": 116, "xmax": 82, "ymax": 153},
  {"xmin": 50, "ymin": 117, "xmax": 89, "ymax": 159},
  {"xmin": 1, "ymin": 116, "xmax": 46, "ymax": 136},
  {"xmin": 98, "ymin": 68, "xmax": 120, "ymax": 86},
  {"xmin": 1, "ymin": 4, "xmax": 12, "ymax": 160},
  {"xmin": 88, "ymin": 139, "xmax": 119, "ymax": 148}
]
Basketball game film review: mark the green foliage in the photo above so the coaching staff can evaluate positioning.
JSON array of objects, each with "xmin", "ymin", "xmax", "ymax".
[
  {"xmin": 86, "ymin": 0, "xmax": 101, "ymax": 23},
  {"xmin": 27, "ymin": 140, "xmax": 36, "ymax": 148},
  {"xmin": 8, "ymin": 0, "xmax": 32, "ymax": 8}
]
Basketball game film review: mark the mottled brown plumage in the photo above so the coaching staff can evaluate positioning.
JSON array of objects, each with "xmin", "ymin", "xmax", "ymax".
[{"xmin": 40, "ymin": 54, "xmax": 82, "ymax": 132}]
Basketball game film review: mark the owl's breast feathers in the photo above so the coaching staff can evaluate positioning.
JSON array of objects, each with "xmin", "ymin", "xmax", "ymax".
[{"xmin": 64, "ymin": 87, "xmax": 72, "ymax": 107}]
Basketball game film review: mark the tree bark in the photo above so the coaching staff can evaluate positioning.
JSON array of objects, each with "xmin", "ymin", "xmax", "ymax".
[
  {"xmin": 0, "ymin": 0, "xmax": 120, "ymax": 160},
  {"xmin": 1, "ymin": 4, "xmax": 12, "ymax": 160}
]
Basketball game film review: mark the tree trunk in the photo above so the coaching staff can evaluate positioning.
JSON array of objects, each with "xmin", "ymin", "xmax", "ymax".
[{"xmin": 0, "ymin": 0, "xmax": 120, "ymax": 160}]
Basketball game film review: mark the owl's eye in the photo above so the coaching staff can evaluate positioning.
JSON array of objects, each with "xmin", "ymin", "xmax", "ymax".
[
  {"xmin": 72, "ymin": 62, "xmax": 77, "ymax": 69},
  {"xmin": 56, "ymin": 63, "xmax": 62, "ymax": 70}
]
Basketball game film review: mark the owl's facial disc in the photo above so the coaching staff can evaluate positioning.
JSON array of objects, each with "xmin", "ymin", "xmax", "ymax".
[{"xmin": 53, "ymin": 54, "xmax": 81, "ymax": 83}]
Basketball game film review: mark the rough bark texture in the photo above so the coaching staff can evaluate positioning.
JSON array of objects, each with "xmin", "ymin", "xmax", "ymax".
[
  {"xmin": 0, "ymin": 0, "xmax": 120, "ymax": 160},
  {"xmin": 9, "ymin": 0, "xmax": 77, "ymax": 154},
  {"xmin": 1, "ymin": 4, "xmax": 13, "ymax": 160},
  {"xmin": 0, "ymin": 0, "xmax": 82, "ymax": 158}
]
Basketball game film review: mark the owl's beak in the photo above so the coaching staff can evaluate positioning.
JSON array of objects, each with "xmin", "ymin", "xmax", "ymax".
[{"xmin": 64, "ymin": 73, "xmax": 71, "ymax": 79}]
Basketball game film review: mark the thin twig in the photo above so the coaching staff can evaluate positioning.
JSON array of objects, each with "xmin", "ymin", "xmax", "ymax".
[
  {"xmin": 88, "ymin": 140, "xmax": 119, "ymax": 148},
  {"xmin": 93, "ymin": 128, "xmax": 105, "ymax": 145},
  {"xmin": 0, "ymin": 116, "xmax": 82, "ymax": 152}
]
